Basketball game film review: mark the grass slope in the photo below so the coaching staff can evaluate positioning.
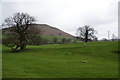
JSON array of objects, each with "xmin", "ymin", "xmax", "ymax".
[{"xmin": 2, "ymin": 41, "xmax": 118, "ymax": 78}]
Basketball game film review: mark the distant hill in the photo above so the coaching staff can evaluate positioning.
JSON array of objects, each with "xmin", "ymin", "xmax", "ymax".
[
  {"xmin": 30, "ymin": 24, "xmax": 74, "ymax": 38},
  {"xmin": 2, "ymin": 24, "xmax": 74, "ymax": 38}
]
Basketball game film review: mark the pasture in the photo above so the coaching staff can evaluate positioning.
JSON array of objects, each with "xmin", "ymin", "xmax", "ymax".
[{"xmin": 2, "ymin": 41, "xmax": 118, "ymax": 78}]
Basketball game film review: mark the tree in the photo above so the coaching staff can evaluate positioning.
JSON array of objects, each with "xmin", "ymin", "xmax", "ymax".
[
  {"xmin": 28, "ymin": 35, "xmax": 48, "ymax": 45},
  {"xmin": 52, "ymin": 37, "xmax": 58, "ymax": 44},
  {"xmin": 26, "ymin": 25, "xmax": 41, "ymax": 45},
  {"xmin": 76, "ymin": 25, "xmax": 96, "ymax": 42},
  {"xmin": 66, "ymin": 38, "xmax": 71, "ymax": 43},
  {"xmin": 61, "ymin": 38, "xmax": 66, "ymax": 44},
  {"xmin": 2, "ymin": 12, "xmax": 36, "ymax": 52}
]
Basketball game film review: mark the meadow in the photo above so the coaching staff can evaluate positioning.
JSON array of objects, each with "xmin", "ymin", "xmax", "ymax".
[{"xmin": 2, "ymin": 41, "xmax": 118, "ymax": 78}]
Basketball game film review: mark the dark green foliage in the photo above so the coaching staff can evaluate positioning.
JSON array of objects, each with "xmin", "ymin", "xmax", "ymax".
[
  {"xmin": 28, "ymin": 35, "xmax": 48, "ymax": 45},
  {"xmin": 61, "ymin": 38, "xmax": 66, "ymax": 44},
  {"xmin": 52, "ymin": 37, "xmax": 58, "ymax": 44},
  {"xmin": 61, "ymin": 38, "xmax": 72, "ymax": 44},
  {"xmin": 66, "ymin": 38, "xmax": 71, "ymax": 43}
]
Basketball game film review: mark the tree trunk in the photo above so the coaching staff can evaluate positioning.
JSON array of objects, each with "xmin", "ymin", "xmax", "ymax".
[
  {"xmin": 85, "ymin": 30, "xmax": 88, "ymax": 42},
  {"xmin": 19, "ymin": 33, "xmax": 27, "ymax": 51},
  {"xmin": 12, "ymin": 45, "xmax": 20, "ymax": 52},
  {"xmin": 20, "ymin": 42, "xmax": 26, "ymax": 50}
]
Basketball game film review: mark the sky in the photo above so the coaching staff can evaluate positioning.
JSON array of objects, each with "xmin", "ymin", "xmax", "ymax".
[{"xmin": 0, "ymin": 0, "xmax": 119, "ymax": 39}]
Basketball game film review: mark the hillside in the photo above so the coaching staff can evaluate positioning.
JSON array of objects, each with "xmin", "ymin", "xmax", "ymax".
[
  {"xmin": 30, "ymin": 24, "xmax": 74, "ymax": 38},
  {"xmin": 2, "ymin": 24, "xmax": 74, "ymax": 38}
]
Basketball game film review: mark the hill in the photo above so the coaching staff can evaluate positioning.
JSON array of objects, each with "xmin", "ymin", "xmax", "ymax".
[{"xmin": 2, "ymin": 24, "xmax": 74, "ymax": 38}]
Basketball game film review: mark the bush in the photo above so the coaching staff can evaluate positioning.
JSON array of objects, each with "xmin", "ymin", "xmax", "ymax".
[
  {"xmin": 61, "ymin": 38, "xmax": 66, "ymax": 44},
  {"xmin": 28, "ymin": 36, "xmax": 48, "ymax": 45},
  {"xmin": 52, "ymin": 37, "xmax": 58, "ymax": 44},
  {"xmin": 66, "ymin": 38, "xmax": 71, "ymax": 43}
]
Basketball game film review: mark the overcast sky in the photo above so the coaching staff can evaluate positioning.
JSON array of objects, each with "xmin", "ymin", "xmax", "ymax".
[{"xmin": 1, "ymin": 0, "xmax": 119, "ymax": 39}]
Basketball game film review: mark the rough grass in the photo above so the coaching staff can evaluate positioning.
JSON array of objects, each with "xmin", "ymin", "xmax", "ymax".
[{"xmin": 2, "ymin": 41, "xmax": 118, "ymax": 78}]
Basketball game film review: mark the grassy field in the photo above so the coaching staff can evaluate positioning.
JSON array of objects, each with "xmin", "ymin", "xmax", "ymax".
[{"xmin": 2, "ymin": 41, "xmax": 118, "ymax": 78}]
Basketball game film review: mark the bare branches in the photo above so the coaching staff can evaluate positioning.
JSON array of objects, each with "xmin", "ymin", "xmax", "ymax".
[
  {"xmin": 3, "ymin": 12, "xmax": 36, "ymax": 33},
  {"xmin": 76, "ymin": 25, "xmax": 97, "ymax": 42},
  {"xmin": 2, "ymin": 12, "xmax": 37, "ymax": 52}
]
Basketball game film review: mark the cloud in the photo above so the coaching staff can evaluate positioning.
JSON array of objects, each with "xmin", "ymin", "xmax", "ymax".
[{"xmin": 1, "ymin": 0, "xmax": 119, "ymax": 39}]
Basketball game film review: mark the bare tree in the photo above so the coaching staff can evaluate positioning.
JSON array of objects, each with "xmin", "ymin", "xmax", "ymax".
[
  {"xmin": 76, "ymin": 25, "xmax": 96, "ymax": 42},
  {"xmin": 2, "ymin": 12, "xmax": 36, "ymax": 51}
]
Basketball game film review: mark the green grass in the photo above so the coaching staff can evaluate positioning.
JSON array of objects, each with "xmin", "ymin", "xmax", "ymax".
[{"xmin": 2, "ymin": 41, "xmax": 118, "ymax": 78}]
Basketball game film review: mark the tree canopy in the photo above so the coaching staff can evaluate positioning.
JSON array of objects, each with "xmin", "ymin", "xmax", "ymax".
[
  {"xmin": 2, "ymin": 12, "xmax": 37, "ymax": 52},
  {"xmin": 76, "ymin": 25, "xmax": 97, "ymax": 42}
]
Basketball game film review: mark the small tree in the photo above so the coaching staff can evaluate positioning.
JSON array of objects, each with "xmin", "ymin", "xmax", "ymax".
[
  {"xmin": 76, "ymin": 25, "xmax": 96, "ymax": 42},
  {"xmin": 61, "ymin": 38, "xmax": 66, "ymax": 44},
  {"xmin": 66, "ymin": 38, "xmax": 71, "ymax": 43},
  {"xmin": 52, "ymin": 37, "xmax": 58, "ymax": 44},
  {"xmin": 2, "ymin": 12, "xmax": 36, "ymax": 52},
  {"xmin": 42, "ymin": 38, "xmax": 48, "ymax": 45}
]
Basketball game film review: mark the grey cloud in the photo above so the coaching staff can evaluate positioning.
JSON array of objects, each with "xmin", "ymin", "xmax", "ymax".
[{"xmin": 1, "ymin": 0, "xmax": 119, "ymax": 39}]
